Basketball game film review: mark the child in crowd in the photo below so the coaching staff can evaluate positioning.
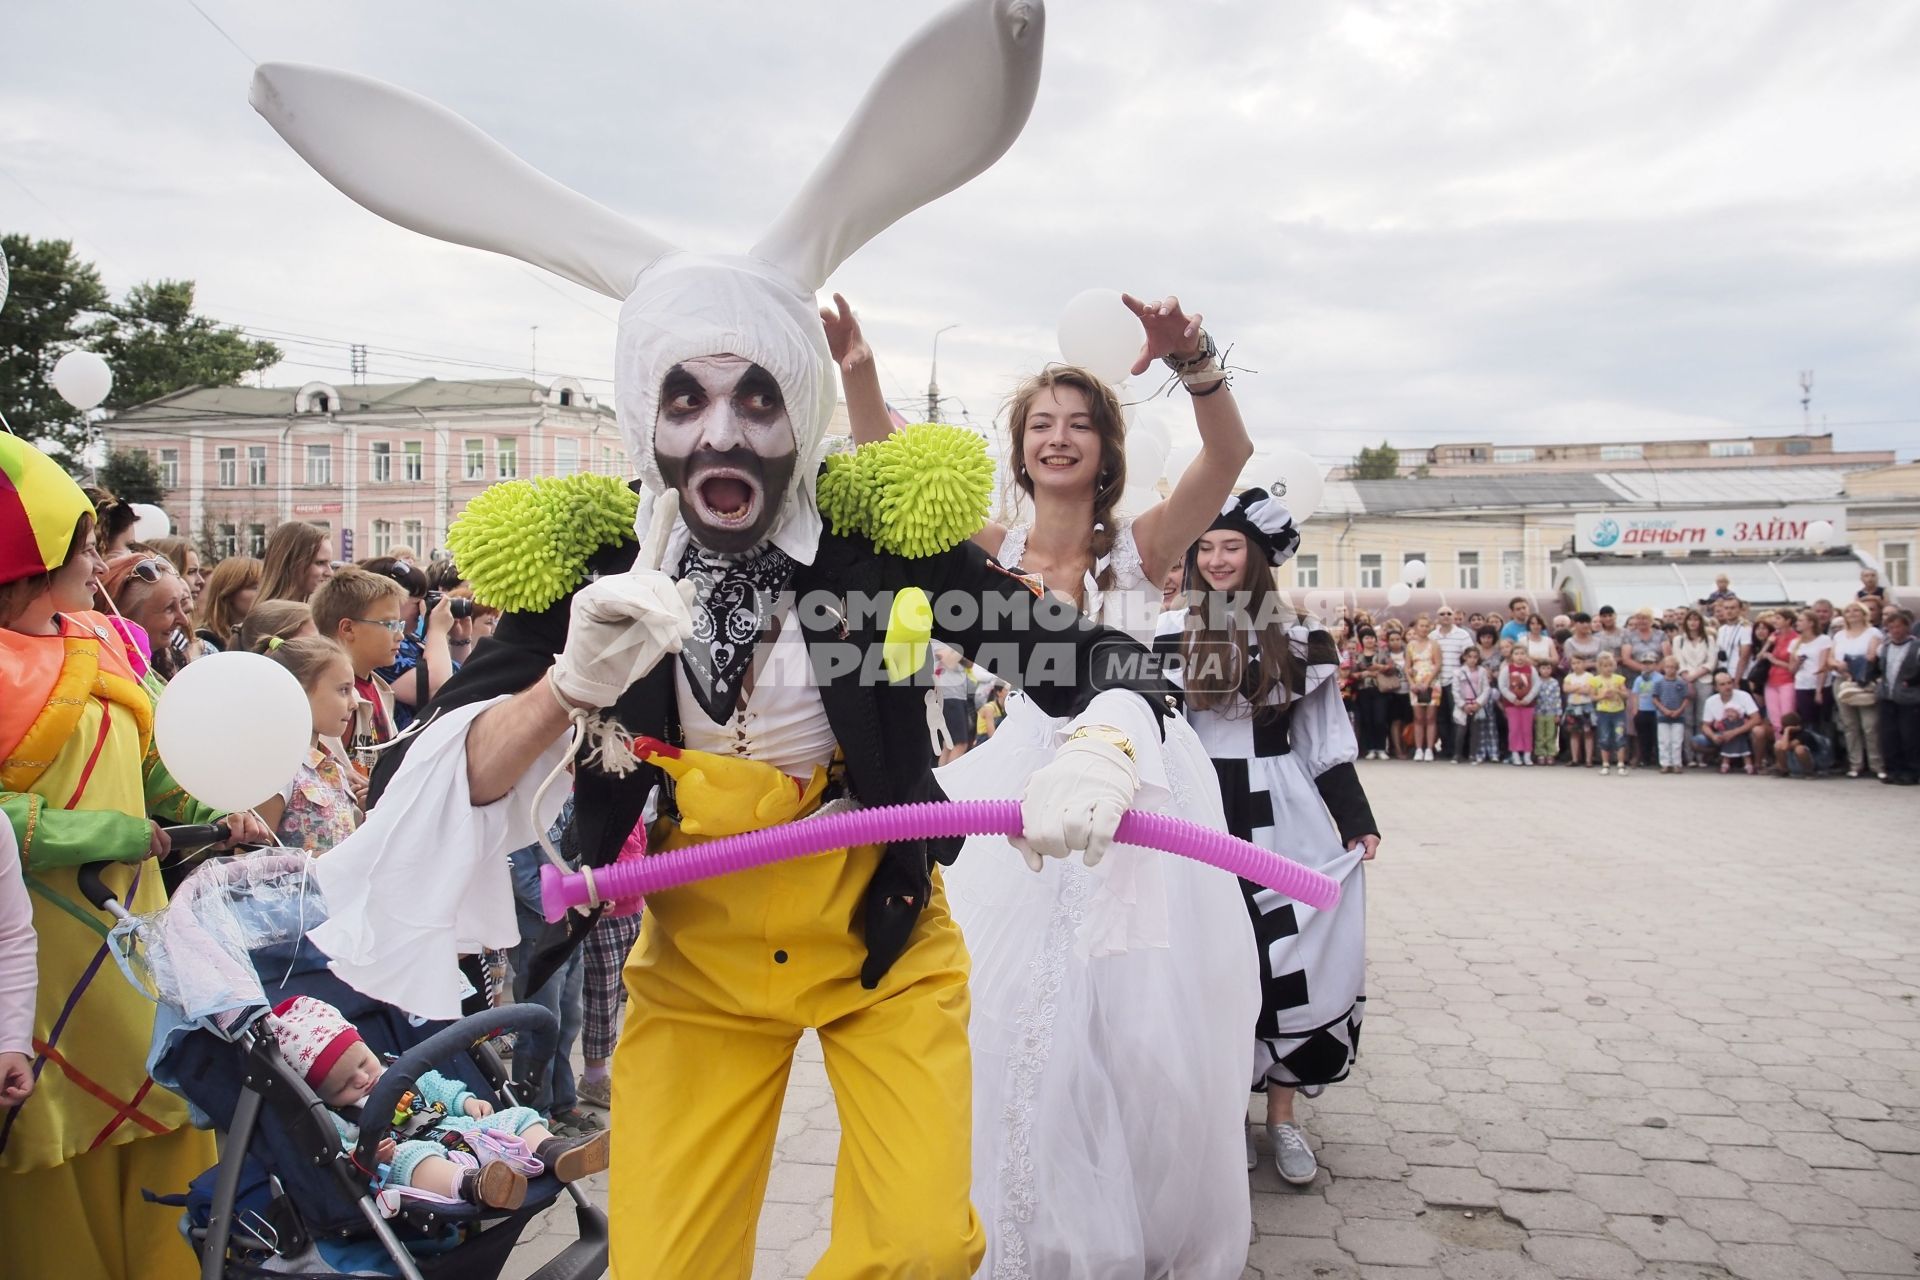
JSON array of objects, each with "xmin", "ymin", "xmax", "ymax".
[
  {"xmin": 237, "ymin": 599, "xmax": 317, "ymax": 653},
  {"xmin": 309, "ymin": 567, "xmax": 406, "ymax": 770},
  {"xmin": 1630, "ymin": 667, "xmax": 1661, "ymax": 769},
  {"xmin": 0, "ymin": 822, "xmax": 37, "ymax": 1108},
  {"xmin": 1501, "ymin": 653, "xmax": 1538, "ymax": 766},
  {"xmin": 256, "ymin": 636, "xmax": 365, "ymax": 852},
  {"xmin": 1773, "ymin": 712, "xmax": 1810, "ymax": 778},
  {"xmin": 1650, "ymin": 656, "xmax": 1692, "ymax": 775},
  {"xmin": 268, "ymin": 995, "xmax": 608, "ymax": 1210},
  {"xmin": 1563, "ymin": 654, "xmax": 1597, "ymax": 766},
  {"xmin": 1592, "ymin": 652, "xmax": 1630, "ymax": 776},
  {"xmin": 1453, "ymin": 647, "xmax": 1500, "ymax": 764},
  {"xmin": 1532, "ymin": 660, "xmax": 1562, "ymax": 765},
  {"xmin": 976, "ymin": 684, "xmax": 1010, "ymax": 743}
]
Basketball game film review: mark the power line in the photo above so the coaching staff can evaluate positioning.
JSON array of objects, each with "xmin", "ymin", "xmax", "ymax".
[{"xmin": 181, "ymin": 0, "xmax": 255, "ymax": 65}]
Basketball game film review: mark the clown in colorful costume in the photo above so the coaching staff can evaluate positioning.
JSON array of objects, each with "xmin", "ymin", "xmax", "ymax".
[
  {"xmin": 0, "ymin": 434, "xmax": 254, "ymax": 1280},
  {"xmin": 244, "ymin": 4, "xmax": 1204, "ymax": 1273}
]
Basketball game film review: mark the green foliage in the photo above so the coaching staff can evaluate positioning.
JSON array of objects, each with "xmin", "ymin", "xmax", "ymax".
[
  {"xmin": 1351, "ymin": 440, "xmax": 1401, "ymax": 480},
  {"xmin": 99, "ymin": 448, "xmax": 164, "ymax": 506},
  {"xmin": 0, "ymin": 234, "xmax": 108, "ymax": 466},
  {"xmin": 82, "ymin": 280, "xmax": 279, "ymax": 412},
  {"xmin": 0, "ymin": 236, "xmax": 280, "ymax": 473},
  {"xmin": 447, "ymin": 472, "xmax": 639, "ymax": 613},
  {"xmin": 817, "ymin": 423, "xmax": 993, "ymax": 558}
]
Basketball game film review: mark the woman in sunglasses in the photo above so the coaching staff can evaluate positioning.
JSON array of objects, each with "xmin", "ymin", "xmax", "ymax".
[
  {"xmin": 1, "ymin": 436, "xmax": 270, "ymax": 1280},
  {"xmin": 98, "ymin": 554, "xmax": 196, "ymax": 683}
]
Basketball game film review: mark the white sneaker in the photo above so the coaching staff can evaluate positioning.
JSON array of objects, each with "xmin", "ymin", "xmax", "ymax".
[
  {"xmin": 1599, "ymin": 765, "xmax": 1610, "ymax": 775},
  {"xmin": 1524, "ymin": 756, "xmax": 1535, "ymax": 766},
  {"xmin": 1269, "ymin": 1123, "xmax": 1319, "ymax": 1185}
]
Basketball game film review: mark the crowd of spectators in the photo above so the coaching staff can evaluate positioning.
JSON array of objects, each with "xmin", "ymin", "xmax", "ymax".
[
  {"xmin": 72, "ymin": 491, "xmax": 620, "ymax": 1137},
  {"xmin": 1333, "ymin": 572, "xmax": 1918, "ymax": 785}
]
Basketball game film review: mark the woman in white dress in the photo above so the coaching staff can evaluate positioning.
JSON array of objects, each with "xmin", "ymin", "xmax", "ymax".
[
  {"xmin": 1158, "ymin": 490, "xmax": 1380, "ymax": 1189},
  {"xmin": 836, "ymin": 294, "xmax": 1261, "ymax": 1276}
]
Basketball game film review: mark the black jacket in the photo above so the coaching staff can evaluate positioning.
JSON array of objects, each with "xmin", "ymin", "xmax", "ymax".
[{"xmin": 372, "ymin": 527, "xmax": 1172, "ymax": 987}]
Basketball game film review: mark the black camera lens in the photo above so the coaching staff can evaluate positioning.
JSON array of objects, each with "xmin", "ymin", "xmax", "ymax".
[{"xmin": 448, "ymin": 597, "xmax": 475, "ymax": 619}]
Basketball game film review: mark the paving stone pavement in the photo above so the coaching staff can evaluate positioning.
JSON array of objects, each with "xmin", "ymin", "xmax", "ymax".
[{"xmin": 506, "ymin": 764, "xmax": 1920, "ymax": 1278}]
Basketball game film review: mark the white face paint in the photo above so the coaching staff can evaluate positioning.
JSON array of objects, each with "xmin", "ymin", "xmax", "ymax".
[{"xmin": 653, "ymin": 354, "xmax": 799, "ymax": 553}]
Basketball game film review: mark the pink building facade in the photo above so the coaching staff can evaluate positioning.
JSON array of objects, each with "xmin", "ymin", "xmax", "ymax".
[{"xmin": 104, "ymin": 376, "xmax": 622, "ymax": 561}]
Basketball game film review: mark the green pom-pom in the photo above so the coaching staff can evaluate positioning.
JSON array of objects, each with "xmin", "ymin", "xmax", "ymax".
[
  {"xmin": 817, "ymin": 424, "xmax": 993, "ymax": 558},
  {"xmin": 448, "ymin": 472, "xmax": 639, "ymax": 613}
]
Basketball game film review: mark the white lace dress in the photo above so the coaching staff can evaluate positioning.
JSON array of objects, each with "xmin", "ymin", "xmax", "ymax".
[{"xmin": 938, "ymin": 521, "xmax": 1260, "ymax": 1279}]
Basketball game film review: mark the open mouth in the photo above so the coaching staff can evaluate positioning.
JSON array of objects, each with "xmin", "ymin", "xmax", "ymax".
[
  {"xmin": 1035, "ymin": 454, "xmax": 1080, "ymax": 476},
  {"xmin": 690, "ymin": 468, "xmax": 764, "ymax": 528}
]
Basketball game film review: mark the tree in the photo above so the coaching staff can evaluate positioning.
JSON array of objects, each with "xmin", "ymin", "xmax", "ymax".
[
  {"xmin": 0, "ymin": 234, "xmax": 109, "ymax": 464},
  {"xmin": 0, "ymin": 235, "xmax": 281, "ymax": 472},
  {"xmin": 99, "ymin": 448, "xmax": 164, "ymax": 506},
  {"xmin": 1351, "ymin": 440, "xmax": 1401, "ymax": 480},
  {"xmin": 84, "ymin": 280, "xmax": 279, "ymax": 412}
]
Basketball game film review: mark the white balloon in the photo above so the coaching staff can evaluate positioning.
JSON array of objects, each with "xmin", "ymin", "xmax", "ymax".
[
  {"xmin": 1402, "ymin": 558, "xmax": 1428, "ymax": 586},
  {"xmin": 154, "ymin": 653, "xmax": 313, "ymax": 812},
  {"xmin": 1386, "ymin": 582, "xmax": 1413, "ymax": 607},
  {"xmin": 131, "ymin": 503, "xmax": 172, "ymax": 541},
  {"xmin": 1805, "ymin": 519, "xmax": 1834, "ymax": 547},
  {"xmin": 1057, "ymin": 288, "xmax": 1143, "ymax": 384},
  {"xmin": 1249, "ymin": 445, "xmax": 1325, "ymax": 523},
  {"xmin": 1123, "ymin": 402, "xmax": 1174, "ymax": 493},
  {"xmin": 51, "ymin": 349, "xmax": 113, "ymax": 411}
]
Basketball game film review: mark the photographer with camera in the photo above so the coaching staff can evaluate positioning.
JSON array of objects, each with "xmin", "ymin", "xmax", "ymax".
[{"xmin": 361, "ymin": 555, "xmax": 464, "ymax": 732}]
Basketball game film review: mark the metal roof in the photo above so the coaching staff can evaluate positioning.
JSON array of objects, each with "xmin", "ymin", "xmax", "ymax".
[
  {"xmin": 1555, "ymin": 554, "xmax": 1870, "ymax": 613},
  {"xmin": 1319, "ymin": 466, "xmax": 1861, "ymax": 517},
  {"xmin": 112, "ymin": 377, "xmax": 612, "ymax": 421}
]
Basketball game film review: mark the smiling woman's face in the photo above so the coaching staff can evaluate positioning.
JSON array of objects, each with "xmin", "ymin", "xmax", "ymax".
[{"xmin": 654, "ymin": 355, "xmax": 797, "ymax": 553}]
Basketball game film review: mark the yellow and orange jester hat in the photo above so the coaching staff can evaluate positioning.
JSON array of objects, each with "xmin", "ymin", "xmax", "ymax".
[{"xmin": 0, "ymin": 433, "xmax": 94, "ymax": 586}]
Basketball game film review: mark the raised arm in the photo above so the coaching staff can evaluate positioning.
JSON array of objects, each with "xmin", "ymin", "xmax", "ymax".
[
  {"xmin": 1122, "ymin": 295, "xmax": 1255, "ymax": 583},
  {"xmin": 823, "ymin": 293, "xmax": 895, "ymax": 448}
]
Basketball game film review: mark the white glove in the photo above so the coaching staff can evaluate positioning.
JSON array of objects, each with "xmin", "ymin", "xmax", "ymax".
[
  {"xmin": 551, "ymin": 571, "xmax": 698, "ymax": 708},
  {"xmin": 1013, "ymin": 730, "xmax": 1139, "ymax": 871}
]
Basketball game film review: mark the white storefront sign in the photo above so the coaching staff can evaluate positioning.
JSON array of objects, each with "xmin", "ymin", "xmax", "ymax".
[{"xmin": 1575, "ymin": 506, "xmax": 1846, "ymax": 555}]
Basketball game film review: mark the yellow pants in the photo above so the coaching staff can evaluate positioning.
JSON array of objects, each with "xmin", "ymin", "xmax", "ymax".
[
  {"xmin": 0, "ymin": 1124, "xmax": 214, "ymax": 1280},
  {"xmin": 608, "ymin": 838, "xmax": 982, "ymax": 1279}
]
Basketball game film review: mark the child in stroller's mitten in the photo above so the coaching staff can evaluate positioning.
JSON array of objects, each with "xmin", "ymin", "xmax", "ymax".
[{"xmin": 269, "ymin": 995, "xmax": 609, "ymax": 1210}]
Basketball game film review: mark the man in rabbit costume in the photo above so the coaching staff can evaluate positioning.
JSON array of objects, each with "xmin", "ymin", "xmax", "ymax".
[{"xmin": 254, "ymin": 3, "xmax": 1188, "ymax": 1274}]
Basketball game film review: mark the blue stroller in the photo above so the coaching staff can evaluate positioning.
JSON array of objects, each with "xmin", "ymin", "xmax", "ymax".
[{"xmin": 83, "ymin": 832, "xmax": 609, "ymax": 1280}]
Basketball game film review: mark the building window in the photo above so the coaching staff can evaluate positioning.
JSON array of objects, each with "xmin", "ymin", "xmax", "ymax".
[
  {"xmin": 558, "ymin": 389, "xmax": 574, "ymax": 407},
  {"xmin": 1401, "ymin": 551, "xmax": 1427, "ymax": 584},
  {"xmin": 311, "ymin": 392, "xmax": 332, "ymax": 414},
  {"xmin": 1884, "ymin": 542, "xmax": 1911, "ymax": 588},
  {"xmin": 215, "ymin": 446, "xmax": 237, "ymax": 487},
  {"xmin": 496, "ymin": 437, "xmax": 518, "ymax": 480},
  {"xmin": 599, "ymin": 446, "xmax": 615, "ymax": 475},
  {"xmin": 370, "ymin": 441, "xmax": 392, "ymax": 483},
  {"xmin": 247, "ymin": 523, "xmax": 267, "ymax": 557},
  {"xmin": 1358, "ymin": 553, "xmax": 1383, "ymax": 590},
  {"xmin": 215, "ymin": 523, "xmax": 238, "ymax": 559},
  {"xmin": 1501, "ymin": 548, "xmax": 1525, "ymax": 589},
  {"xmin": 1294, "ymin": 554, "xmax": 1319, "ymax": 589},
  {"xmin": 464, "ymin": 438, "xmax": 485, "ymax": 481},
  {"xmin": 554, "ymin": 438, "xmax": 579, "ymax": 478},
  {"xmin": 247, "ymin": 445, "xmax": 267, "ymax": 485},
  {"xmin": 1600, "ymin": 444, "xmax": 1644, "ymax": 461},
  {"xmin": 1784, "ymin": 439, "xmax": 1811, "ymax": 455},
  {"xmin": 1457, "ymin": 551, "xmax": 1481, "ymax": 590},
  {"xmin": 371, "ymin": 519, "xmax": 393, "ymax": 556},
  {"xmin": 1709, "ymin": 441, "xmax": 1754, "ymax": 458},
  {"xmin": 304, "ymin": 444, "xmax": 331, "ymax": 486},
  {"xmin": 158, "ymin": 448, "xmax": 179, "ymax": 489},
  {"xmin": 403, "ymin": 440, "xmax": 423, "ymax": 482},
  {"xmin": 403, "ymin": 519, "xmax": 425, "ymax": 556},
  {"xmin": 1492, "ymin": 447, "xmax": 1536, "ymax": 464}
]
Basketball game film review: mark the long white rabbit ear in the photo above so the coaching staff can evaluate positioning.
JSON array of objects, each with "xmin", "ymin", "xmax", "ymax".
[
  {"xmin": 751, "ymin": 0, "xmax": 1045, "ymax": 290},
  {"xmin": 250, "ymin": 63, "xmax": 675, "ymax": 301}
]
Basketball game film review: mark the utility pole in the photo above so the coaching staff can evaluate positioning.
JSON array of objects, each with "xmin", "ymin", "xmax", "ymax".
[
  {"xmin": 350, "ymin": 344, "xmax": 367, "ymax": 385},
  {"xmin": 928, "ymin": 324, "xmax": 959, "ymax": 423},
  {"xmin": 531, "ymin": 326, "xmax": 540, "ymax": 383},
  {"xmin": 1799, "ymin": 369, "xmax": 1813, "ymax": 433}
]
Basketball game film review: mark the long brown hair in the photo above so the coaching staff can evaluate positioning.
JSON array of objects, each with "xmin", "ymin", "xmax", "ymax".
[
  {"xmin": 197, "ymin": 556, "xmax": 262, "ymax": 641},
  {"xmin": 236, "ymin": 600, "xmax": 313, "ymax": 653},
  {"xmin": 260, "ymin": 521, "xmax": 329, "ymax": 603},
  {"xmin": 1180, "ymin": 537, "xmax": 1298, "ymax": 720},
  {"xmin": 1004, "ymin": 365, "xmax": 1127, "ymax": 594}
]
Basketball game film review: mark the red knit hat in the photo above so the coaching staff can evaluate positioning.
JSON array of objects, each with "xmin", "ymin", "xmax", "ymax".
[{"xmin": 270, "ymin": 995, "xmax": 366, "ymax": 1089}]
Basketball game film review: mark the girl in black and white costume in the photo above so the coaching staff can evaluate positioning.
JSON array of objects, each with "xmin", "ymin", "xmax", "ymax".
[{"xmin": 1156, "ymin": 488, "xmax": 1381, "ymax": 1186}]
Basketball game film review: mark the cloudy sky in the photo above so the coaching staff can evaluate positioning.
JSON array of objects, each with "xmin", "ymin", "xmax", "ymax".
[{"xmin": 4, "ymin": 0, "xmax": 1916, "ymax": 466}]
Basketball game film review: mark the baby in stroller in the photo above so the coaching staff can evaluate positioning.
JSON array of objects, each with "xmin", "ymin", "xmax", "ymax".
[{"xmin": 270, "ymin": 995, "xmax": 608, "ymax": 1211}]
